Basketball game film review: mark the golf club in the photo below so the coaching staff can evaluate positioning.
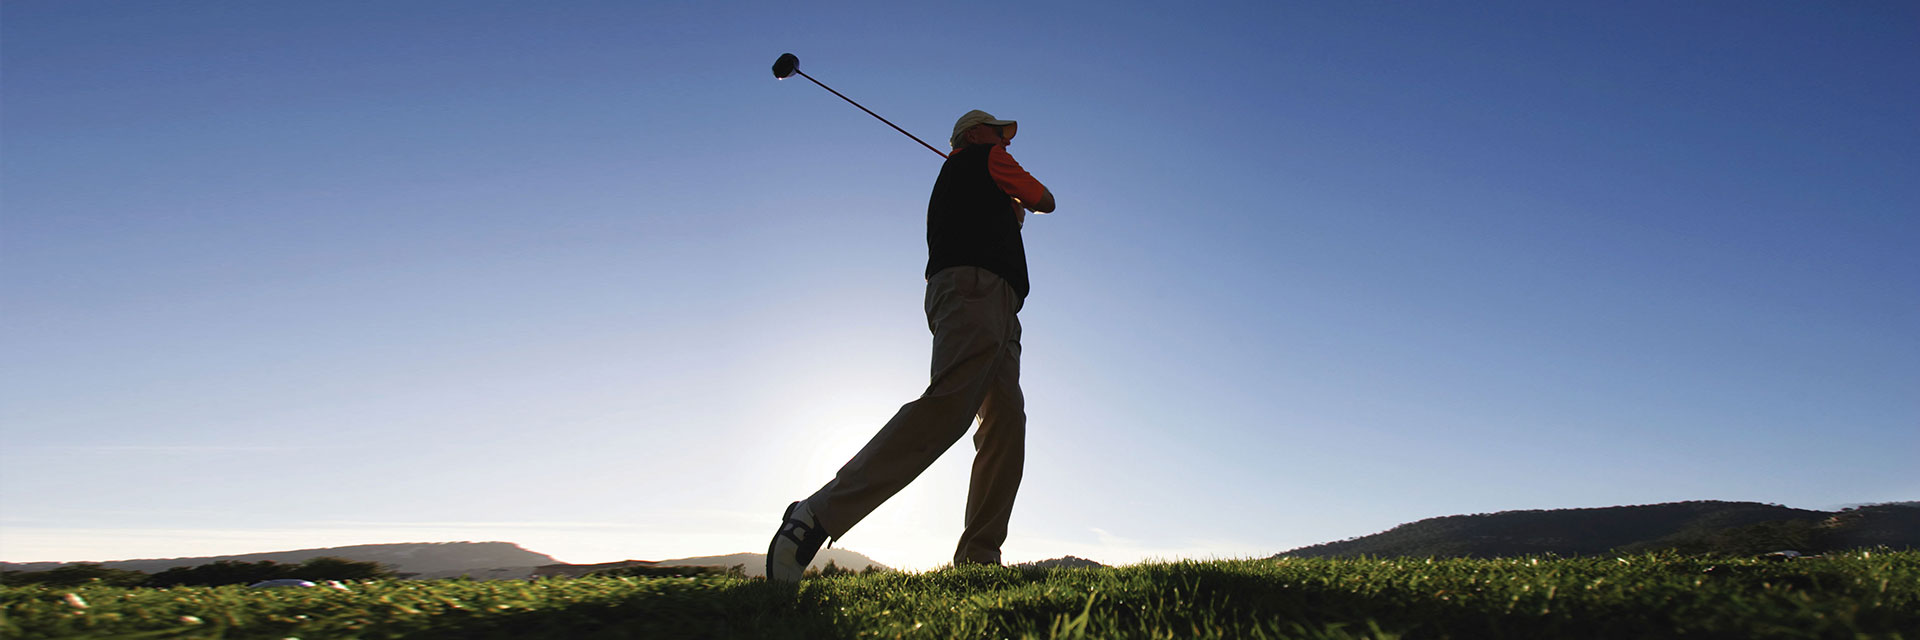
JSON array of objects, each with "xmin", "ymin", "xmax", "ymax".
[{"xmin": 772, "ymin": 53, "xmax": 947, "ymax": 159}]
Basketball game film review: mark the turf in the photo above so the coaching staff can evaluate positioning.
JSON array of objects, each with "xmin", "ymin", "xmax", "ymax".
[{"xmin": 3, "ymin": 550, "xmax": 1913, "ymax": 639}]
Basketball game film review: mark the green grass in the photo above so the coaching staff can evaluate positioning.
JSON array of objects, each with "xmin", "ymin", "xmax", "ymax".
[{"xmin": 4, "ymin": 550, "xmax": 1914, "ymax": 639}]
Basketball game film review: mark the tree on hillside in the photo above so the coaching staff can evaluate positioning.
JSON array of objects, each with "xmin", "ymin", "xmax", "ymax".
[
  {"xmin": 293, "ymin": 557, "xmax": 395, "ymax": 581},
  {"xmin": 147, "ymin": 560, "xmax": 291, "ymax": 587},
  {"xmin": 2, "ymin": 563, "xmax": 149, "ymax": 588},
  {"xmin": 803, "ymin": 560, "xmax": 854, "ymax": 579},
  {"xmin": 1701, "ymin": 519, "xmax": 1826, "ymax": 555},
  {"xmin": 1623, "ymin": 518, "xmax": 1829, "ymax": 555},
  {"xmin": 143, "ymin": 556, "xmax": 393, "ymax": 587}
]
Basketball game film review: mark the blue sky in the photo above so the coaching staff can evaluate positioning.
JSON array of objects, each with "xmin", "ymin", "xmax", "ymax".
[{"xmin": 3, "ymin": 1, "xmax": 1915, "ymax": 570}]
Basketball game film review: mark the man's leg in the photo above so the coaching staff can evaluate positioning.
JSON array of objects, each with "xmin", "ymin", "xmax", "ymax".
[
  {"xmin": 955, "ymin": 315, "xmax": 1023, "ymax": 565},
  {"xmin": 802, "ymin": 267, "xmax": 1020, "ymax": 540}
]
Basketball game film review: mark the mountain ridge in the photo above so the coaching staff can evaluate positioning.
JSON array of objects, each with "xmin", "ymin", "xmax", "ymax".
[{"xmin": 1274, "ymin": 500, "xmax": 1919, "ymax": 559}]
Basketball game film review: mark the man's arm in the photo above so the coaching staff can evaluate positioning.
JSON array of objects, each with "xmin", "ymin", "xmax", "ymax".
[
  {"xmin": 1027, "ymin": 187, "xmax": 1055, "ymax": 213},
  {"xmin": 988, "ymin": 145, "xmax": 1055, "ymax": 214}
]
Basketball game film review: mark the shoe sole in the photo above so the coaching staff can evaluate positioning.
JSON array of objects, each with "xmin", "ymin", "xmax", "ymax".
[{"xmin": 766, "ymin": 501, "xmax": 800, "ymax": 581}]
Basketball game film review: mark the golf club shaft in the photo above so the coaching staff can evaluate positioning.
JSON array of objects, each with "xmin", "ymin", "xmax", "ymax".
[{"xmin": 793, "ymin": 69, "xmax": 947, "ymax": 159}]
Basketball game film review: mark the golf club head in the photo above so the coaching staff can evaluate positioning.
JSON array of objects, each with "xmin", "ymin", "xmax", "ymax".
[{"xmin": 772, "ymin": 53, "xmax": 799, "ymax": 79}]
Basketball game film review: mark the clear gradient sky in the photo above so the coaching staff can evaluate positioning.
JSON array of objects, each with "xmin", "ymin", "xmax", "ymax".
[{"xmin": 4, "ymin": 2, "xmax": 1916, "ymax": 571}]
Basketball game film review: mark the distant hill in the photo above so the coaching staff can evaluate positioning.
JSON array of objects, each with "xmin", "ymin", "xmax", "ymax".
[
  {"xmin": 0, "ymin": 542, "xmax": 556, "ymax": 577},
  {"xmin": 2, "ymin": 543, "xmax": 888, "ymax": 581},
  {"xmin": 1275, "ymin": 501, "xmax": 1920, "ymax": 559}
]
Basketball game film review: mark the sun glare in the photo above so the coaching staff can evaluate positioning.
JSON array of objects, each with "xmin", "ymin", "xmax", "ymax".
[
  {"xmin": 799, "ymin": 394, "xmax": 899, "ymax": 482},
  {"xmin": 774, "ymin": 371, "xmax": 981, "ymax": 569}
]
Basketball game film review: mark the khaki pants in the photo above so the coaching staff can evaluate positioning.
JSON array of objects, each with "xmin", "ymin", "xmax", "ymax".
[{"xmin": 803, "ymin": 266, "xmax": 1025, "ymax": 565}]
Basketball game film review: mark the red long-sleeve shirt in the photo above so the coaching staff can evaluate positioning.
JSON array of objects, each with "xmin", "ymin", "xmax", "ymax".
[{"xmin": 984, "ymin": 144, "xmax": 1047, "ymax": 206}]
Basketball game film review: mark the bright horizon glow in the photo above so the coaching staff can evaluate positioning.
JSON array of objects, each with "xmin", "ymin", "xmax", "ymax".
[
  {"xmin": 4, "ymin": 520, "xmax": 1281, "ymax": 570},
  {"xmin": 4, "ymin": 2, "xmax": 1915, "ymax": 572}
]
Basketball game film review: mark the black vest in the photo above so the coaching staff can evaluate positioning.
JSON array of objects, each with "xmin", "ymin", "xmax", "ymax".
[{"xmin": 925, "ymin": 144, "xmax": 1029, "ymax": 301}]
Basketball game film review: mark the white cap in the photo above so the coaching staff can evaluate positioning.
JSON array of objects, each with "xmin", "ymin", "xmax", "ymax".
[{"xmin": 949, "ymin": 110, "xmax": 1017, "ymax": 147}]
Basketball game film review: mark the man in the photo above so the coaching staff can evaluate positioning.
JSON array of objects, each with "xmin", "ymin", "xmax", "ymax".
[{"xmin": 767, "ymin": 110, "xmax": 1056, "ymax": 582}]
